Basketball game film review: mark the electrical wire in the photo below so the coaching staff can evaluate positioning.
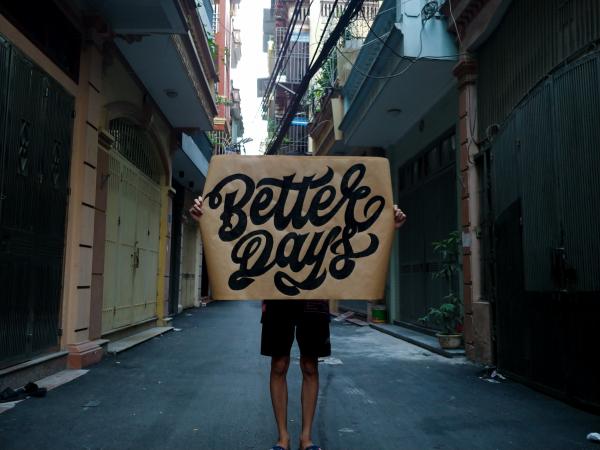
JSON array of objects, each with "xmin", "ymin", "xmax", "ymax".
[
  {"xmin": 266, "ymin": 0, "xmax": 367, "ymax": 154},
  {"xmin": 278, "ymin": 0, "xmax": 315, "ymax": 86},
  {"xmin": 335, "ymin": 24, "xmax": 428, "ymax": 81},
  {"xmin": 309, "ymin": 0, "xmax": 339, "ymax": 68},
  {"xmin": 260, "ymin": 0, "xmax": 305, "ymax": 113},
  {"xmin": 359, "ymin": 6, "xmax": 409, "ymax": 61},
  {"xmin": 267, "ymin": 0, "xmax": 342, "ymax": 143}
]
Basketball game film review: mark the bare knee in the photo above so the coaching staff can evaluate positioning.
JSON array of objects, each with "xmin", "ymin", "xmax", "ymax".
[
  {"xmin": 271, "ymin": 356, "xmax": 290, "ymax": 377},
  {"xmin": 300, "ymin": 356, "xmax": 318, "ymax": 378}
]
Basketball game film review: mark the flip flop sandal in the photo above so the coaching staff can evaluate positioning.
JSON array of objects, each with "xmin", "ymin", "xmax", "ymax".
[
  {"xmin": 23, "ymin": 382, "xmax": 47, "ymax": 398},
  {"xmin": 270, "ymin": 446, "xmax": 288, "ymax": 450},
  {"xmin": 299, "ymin": 446, "xmax": 322, "ymax": 450}
]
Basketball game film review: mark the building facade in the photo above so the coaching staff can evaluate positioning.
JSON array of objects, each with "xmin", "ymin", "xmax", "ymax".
[
  {"xmin": 211, "ymin": 0, "xmax": 244, "ymax": 154},
  {"xmin": 308, "ymin": 0, "xmax": 600, "ymax": 410},
  {"xmin": 262, "ymin": 0, "xmax": 311, "ymax": 154},
  {"xmin": 309, "ymin": 0, "xmax": 458, "ymax": 323},
  {"xmin": 0, "ymin": 0, "xmax": 218, "ymax": 386},
  {"xmin": 446, "ymin": 0, "xmax": 600, "ymax": 409}
]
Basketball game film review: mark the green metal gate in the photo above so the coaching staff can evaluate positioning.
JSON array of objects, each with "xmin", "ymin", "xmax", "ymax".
[
  {"xmin": 0, "ymin": 37, "xmax": 74, "ymax": 368},
  {"xmin": 491, "ymin": 51, "xmax": 600, "ymax": 409}
]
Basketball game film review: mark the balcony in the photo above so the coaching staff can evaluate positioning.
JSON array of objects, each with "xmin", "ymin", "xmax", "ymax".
[
  {"xmin": 339, "ymin": 0, "xmax": 458, "ymax": 148},
  {"xmin": 231, "ymin": 28, "xmax": 242, "ymax": 68},
  {"xmin": 308, "ymin": 90, "xmax": 345, "ymax": 155},
  {"xmin": 83, "ymin": 0, "xmax": 218, "ymax": 129}
]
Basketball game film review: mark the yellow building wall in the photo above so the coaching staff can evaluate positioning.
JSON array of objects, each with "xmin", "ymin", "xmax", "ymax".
[{"xmin": 98, "ymin": 51, "xmax": 173, "ymax": 327}]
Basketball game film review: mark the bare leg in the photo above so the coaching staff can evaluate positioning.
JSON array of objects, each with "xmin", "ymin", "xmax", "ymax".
[
  {"xmin": 299, "ymin": 356, "xmax": 319, "ymax": 449},
  {"xmin": 270, "ymin": 356, "xmax": 291, "ymax": 449}
]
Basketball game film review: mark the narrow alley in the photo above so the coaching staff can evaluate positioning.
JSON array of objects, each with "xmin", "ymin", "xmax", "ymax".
[{"xmin": 1, "ymin": 301, "xmax": 597, "ymax": 450}]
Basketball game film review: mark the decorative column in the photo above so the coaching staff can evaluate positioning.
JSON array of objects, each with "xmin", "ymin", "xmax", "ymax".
[
  {"xmin": 453, "ymin": 55, "xmax": 492, "ymax": 364},
  {"xmin": 64, "ymin": 37, "xmax": 106, "ymax": 368}
]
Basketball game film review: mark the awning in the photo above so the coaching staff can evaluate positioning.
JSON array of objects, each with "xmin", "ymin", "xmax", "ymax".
[
  {"xmin": 172, "ymin": 132, "xmax": 211, "ymax": 193},
  {"xmin": 83, "ymin": 0, "xmax": 217, "ymax": 130},
  {"xmin": 339, "ymin": 0, "xmax": 457, "ymax": 148}
]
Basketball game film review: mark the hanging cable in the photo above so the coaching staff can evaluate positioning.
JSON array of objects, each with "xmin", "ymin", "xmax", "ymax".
[
  {"xmin": 266, "ymin": 0, "xmax": 367, "ymax": 154},
  {"xmin": 260, "ymin": 0, "xmax": 305, "ymax": 113},
  {"xmin": 309, "ymin": 0, "xmax": 339, "ymax": 68}
]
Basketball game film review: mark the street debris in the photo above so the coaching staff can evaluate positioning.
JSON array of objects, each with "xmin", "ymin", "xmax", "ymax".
[
  {"xmin": 318, "ymin": 357, "xmax": 343, "ymax": 365},
  {"xmin": 174, "ymin": 328, "xmax": 182, "ymax": 332},
  {"xmin": 0, "ymin": 382, "xmax": 47, "ymax": 403},
  {"xmin": 333, "ymin": 311, "xmax": 354, "ymax": 322},
  {"xmin": 82, "ymin": 400, "xmax": 100, "ymax": 408},
  {"xmin": 338, "ymin": 428, "xmax": 355, "ymax": 433},
  {"xmin": 185, "ymin": 313, "xmax": 193, "ymax": 317},
  {"xmin": 587, "ymin": 433, "xmax": 600, "ymax": 443},
  {"xmin": 478, "ymin": 366, "xmax": 507, "ymax": 383}
]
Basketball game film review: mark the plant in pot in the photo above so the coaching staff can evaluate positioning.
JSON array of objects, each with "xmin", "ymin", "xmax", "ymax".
[{"xmin": 419, "ymin": 231, "xmax": 464, "ymax": 349}]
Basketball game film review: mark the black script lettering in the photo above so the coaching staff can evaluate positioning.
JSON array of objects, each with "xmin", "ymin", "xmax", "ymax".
[
  {"xmin": 329, "ymin": 227, "xmax": 379, "ymax": 280},
  {"xmin": 253, "ymin": 167, "xmax": 335, "ymax": 229},
  {"xmin": 208, "ymin": 163, "xmax": 387, "ymax": 295},
  {"xmin": 229, "ymin": 229, "xmax": 274, "ymax": 289},
  {"xmin": 205, "ymin": 174, "xmax": 255, "ymax": 241},
  {"xmin": 272, "ymin": 227, "xmax": 342, "ymax": 295},
  {"xmin": 229, "ymin": 227, "xmax": 342, "ymax": 296}
]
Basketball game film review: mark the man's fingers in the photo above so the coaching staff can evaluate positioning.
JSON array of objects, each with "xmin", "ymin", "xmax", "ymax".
[{"xmin": 189, "ymin": 204, "xmax": 203, "ymax": 221}]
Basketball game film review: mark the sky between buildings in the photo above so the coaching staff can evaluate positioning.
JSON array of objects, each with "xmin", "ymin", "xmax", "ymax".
[{"xmin": 231, "ymin": 0, "xmax": 270, "ymax": 155}]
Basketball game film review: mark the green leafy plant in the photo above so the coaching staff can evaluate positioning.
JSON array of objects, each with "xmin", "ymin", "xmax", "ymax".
[
  {"xmin": 419, "ymin": 231, "xmax": 464, "ymax": 335},
  {"xmin": 216, "ymin": 95, "xmax": 233, "ymax": 106},
  {"xmin": 306, "ymin": 53, "xmax": 337, "ymax": 116},
  {"xmin": 266, "ymin": 118, "xmax": 278, "ymax": 139},
  {"xmin": 207, "ymin": 36, "xmax": 217, "ymax": 60}
]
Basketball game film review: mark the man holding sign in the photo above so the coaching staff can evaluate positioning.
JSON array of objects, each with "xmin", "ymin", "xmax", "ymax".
[{"xmin": 189, "ymin": 155, "xmax": 406, "ymax": 450}]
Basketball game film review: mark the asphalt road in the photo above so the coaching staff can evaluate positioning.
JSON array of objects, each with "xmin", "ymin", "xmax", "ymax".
[{"xmin": 0, "ymin": 301, "xmax": 598, "ymax": 450}]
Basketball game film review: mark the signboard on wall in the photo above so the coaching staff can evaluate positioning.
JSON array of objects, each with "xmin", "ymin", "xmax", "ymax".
[{"xmin": 199, "ymin": 155, "xmax": 395, "ymax": 300}]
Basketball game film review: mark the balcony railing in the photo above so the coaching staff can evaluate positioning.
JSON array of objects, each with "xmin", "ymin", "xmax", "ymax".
[{"xmin": 320, "ymin": 0, "xmax": 380, "ymax": 20}]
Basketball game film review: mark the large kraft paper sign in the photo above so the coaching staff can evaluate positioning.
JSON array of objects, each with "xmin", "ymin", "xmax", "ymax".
[{"xmin": 199, "ymin": 155, "xmax": 395, "ymax": 300}]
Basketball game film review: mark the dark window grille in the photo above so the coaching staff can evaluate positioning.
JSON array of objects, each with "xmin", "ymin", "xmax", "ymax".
[
  {"xmin": 398, "ymin": 130, "xmax": 457, "ymax": 194},
  {"xmin": 108, "ymin": 119, "xmax": 162, "ymax": 183}
]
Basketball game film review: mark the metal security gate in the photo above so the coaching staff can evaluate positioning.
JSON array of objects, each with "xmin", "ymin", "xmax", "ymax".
[
  {"xmin": 0, "ymin": 37, "xmax": 74, "ymax": 368},
  {"xmin": 396, "ymin": 132, "xmax": 457, "ymax": 328},
  {"xmin": 492, "ymin": 51, "xmax": 600, "ymax": 409},
  {"xmin": 168, "ymin": 180, "xmax": 184, "ymax": 315},
  {"xmin": 180, "ymin": 205, "xmax": 199, "ymax": 310},
  {"xmin": 102, "ymin": 119, "xmax": 161, "ymax": 333}
]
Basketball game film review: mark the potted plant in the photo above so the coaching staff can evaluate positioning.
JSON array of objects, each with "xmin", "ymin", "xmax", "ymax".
[{"xmin": 419, "ymin": 231, "xmax": 464, "ymax": 349}]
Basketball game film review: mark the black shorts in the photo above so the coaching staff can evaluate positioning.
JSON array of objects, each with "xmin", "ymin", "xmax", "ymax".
[{"xmin": 260, "ymin": 300, "xmax": 331, "ymax": 358}]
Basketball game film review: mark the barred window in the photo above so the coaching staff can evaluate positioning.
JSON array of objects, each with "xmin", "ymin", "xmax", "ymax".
[{"xmin": 108, "ymin": 118, "xmax": 162, "ymax": 183}]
